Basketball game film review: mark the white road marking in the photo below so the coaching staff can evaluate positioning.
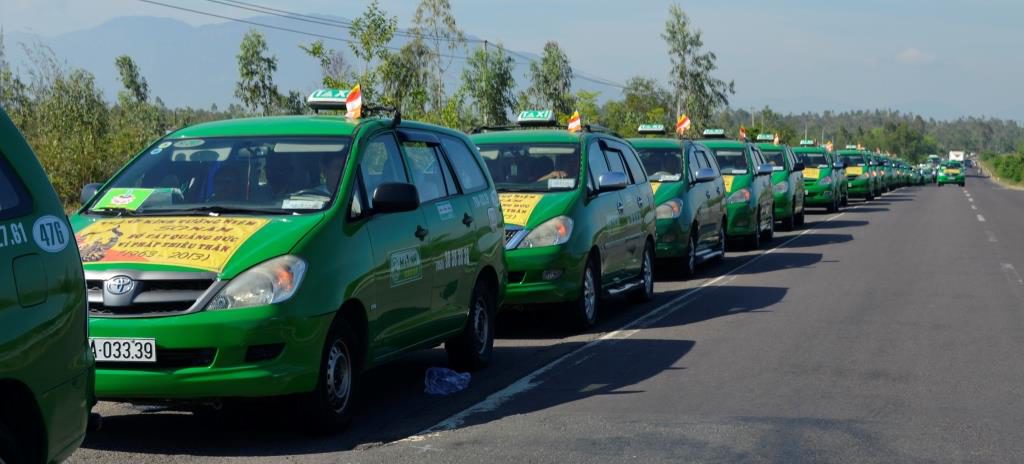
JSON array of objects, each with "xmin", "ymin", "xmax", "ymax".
[
  {"xmin": 403, "ymin": 209, "xmax": 853, "ymax": 439},
  {"xmin": 971, "ymin": 205, "xmax": 978, "ymax": 210},
  {"xmin": 968, "ymin": 197, "xmax": 974, "ymax": 203},
  {"xmin": 1001, "ymin": 263, "xmax": 1023, "ymax": 285},
  {"xmin": 977, "ymin": 214, "xmax": 986, "ymax": 222},
  {"xmin": 986, "ymin": 231, "xmax": 998, "ymax": 243}
]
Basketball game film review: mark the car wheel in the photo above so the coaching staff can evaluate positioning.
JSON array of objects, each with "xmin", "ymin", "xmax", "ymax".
[
  {"xmin": 760, "ymin": 208, "xmax": 775, "ymax": 242},
  {"xmin": 712, "ymin": 222, "xmax": 727, "ymax": 263},
  {"xmin": 827, "ymin": 196, "xmax": 838, "ymax": 213},
  {"xmin": 446, "ymin": 279, "xmax": 496, "ymax": 371},
  {"xmin": 573, "ymin": 255, "xmax": 600, "ymax": 329},
  {"xmin": 781, "ymin": 206, "xmax": 796, "ymax": 231},
  {"xmin": 795, "ymin": 209, "xmax": 806, "ymax": 228},
  {"xmin": 629, "ymin": 242, "xmax": 655, "ymax": 303},
  {"xmin": 746, "ymin": 208, "xmax": 762, "ymax": 250},
  {"xmin": 304, "ymin": 319, "xmax": 359, "ymax": 432},
  {"xmin": 0, "ymin": 421, "xmax": 29, "ymax": 464},
  {"xmin": 682, "ymin": 231, "xmax": 698, "ymax": 277}
]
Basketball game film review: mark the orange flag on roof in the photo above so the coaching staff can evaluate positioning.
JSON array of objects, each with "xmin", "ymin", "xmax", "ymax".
[
  {"xmin": 345, "ymin": 84, "xmax": 362, "ymax": 119},
  {"xmin": 567, "ymin": 111, "xmax": 582, "ymax": 133},
  {"xmin": 676, "ymin": 114, "xmax": 691, "ymax": 135},
  {"xmin": 739, "ymin": 126, "xmax": 748, "ymax": 141},
  {"xmin": 825, "ymin": 141, "xmax": 834, "ymax": 152},
  {"xmin": 773, "ymin": 134, "xmax": 780, "ymax": 145}
]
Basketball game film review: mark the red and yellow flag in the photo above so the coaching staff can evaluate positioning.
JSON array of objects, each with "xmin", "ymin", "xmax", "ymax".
[
  {"xmin": 773, "ymin": 134, "xmax": 780, "ymax": 145},
  {"xmin": 739, "ymin": 126, "xmax": 748, "ymax": 141},
  {"xmin": 675, "ymin": 114, "xmax": 691, "ymax": 135},
  {"xmin": 567, "ymin": 111, "xmax": 582, "ymax": 133},
  {"xmin": 345, "ymin": 84, "xmax": 362, "ymax": 119}
]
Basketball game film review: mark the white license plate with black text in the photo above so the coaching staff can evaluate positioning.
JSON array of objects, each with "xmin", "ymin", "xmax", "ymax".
[{"xmin": 90, "ymin": 338, "xmax": 157, "ymax": 363}]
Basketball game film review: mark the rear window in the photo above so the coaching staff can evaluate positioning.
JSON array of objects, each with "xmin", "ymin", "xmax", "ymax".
[
  {"xmin": 710, "ymin": 149, "xmax": 750, "ymax": 174},
  {"xmin": 0, "ymin": 151, "xmax": 32, "ymax": 221}
]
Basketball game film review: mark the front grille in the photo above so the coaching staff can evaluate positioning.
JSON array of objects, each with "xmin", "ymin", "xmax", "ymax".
[
  {"xmin": 97, "ymin": 348, "xmax": 216, "ymax": 370},
  {"xmin": 86, "ymin": 271, "xmax": 218, "ymax": 317}
]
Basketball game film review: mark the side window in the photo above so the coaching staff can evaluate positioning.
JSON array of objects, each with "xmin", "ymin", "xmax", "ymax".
[
  {"xmin": 750, "ymin": 147, "xmax": 764, "ymax": 167},
  {"xmin": 588, "ymin": 141, "xmax": 610, "ymax": 190},
  {"xmin": 360, "ymin": 133, "xmax": 409, "ymax": 210},
  {"xmin": 402, "ymin": 141, "xmax": 450, "ymax": 203},
  {"xmin": 686, "ymin": 147, "xmax": 702, "ymax": 179},
  {"xmin": 440, "ymin": 136, "xmax": 488, "ymax": 193},
  {"xmin": 700, "ymin": 149, "xmax": 720, "ymax": 176},
  {"xmin": 620, "ymin": 143, "xmax": 648, "ymax": 184},
  {"xmin": 0, "ymin": 152, "xmax": 32, "ymax": 221},
  {"xmin": 604, "ymin": 147, "xmax": 627, "ymax": 176}
]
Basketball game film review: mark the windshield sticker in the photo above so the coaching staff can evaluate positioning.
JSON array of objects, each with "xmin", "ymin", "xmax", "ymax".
[
  {"xmin": 651, "ymin": 183, "xmax": 664, "ymax": 194},
  {"xmin": 499, "ymin": 193, "xmax": 544, "ymax": 227},
  {"xmin": 803, "ymin": 168, "xmax": 820, "ymax": 180},
  {"xmin": 173, "ymin": 139, "xmax": 205, "ymax": 148},
  {"xmin": 722, "ymin": 175, "xmax": 735, "ymax": 192},
  {"xmin": 149, "ymin": 148, "xmax": 163, "ymax": 155},
  {"xmin": 547, "ymin": 178, "xmax": 576, "ymax": 189},
  {"xmin": 435, "ymin": 246, "xmax": 470, "ymax": 272},
  {"xmin": 436, "ymin": 201, "xmax": 454, "ymax": 220},
  {"xmin": 93, "ymin": 188, "xmax": 156, "ymax": 211},
  {"xmin": 847, "ymin": 166, "xmax": 864, "ymax": 176},
  {"xmin": 32, "ymin": 215, "xmax": 70, "ymax": 253},
  {"xmin": 158, "ymin": 141, "xmax": 173, "ymax": 149},
  {"xmin": 282, "ymin": 199, "xmax": 325, "ymax": 210},
  {"xmin": 0, "ymin": 221, "xmax": 28, "ymax": 250},
  {"xmin": 389, "ymin": 248, "xmax": 422, "ymax": 287},
  {"xmin": 75, "ymin": 217, "xmax": 270, "ymax": 272}
]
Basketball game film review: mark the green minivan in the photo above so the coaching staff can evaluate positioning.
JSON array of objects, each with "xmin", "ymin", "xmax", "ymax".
[
  {"xmin": 793, "ymin": 141, "xmax": 847, "ymax": 213},
  {"xmin": 1, "ymin": 107, "xmax": 94, "ymax": 463},
  {"xmin": 72, "ymin": 89, "xmax": 506, "ymax": 429},
  {"xmin": 699, "ymin": 129, "xmax": 774, "ymax": 249},
  {"xmin": 755, "ymin": 134, "xmax": 806, "ymax": 230},
  {"xmin": 474, "ymin": 111, "xmax": 657, "ymax": 328},
  {"xmin": 837, "ymin": 147, "xmax": 876, "ymax": 201},
  {"xmin": 628, "ymin": 125, "xmax": 726, "ymax": 276},
  {"xmin": 937, "ymin": 160, "xmax": 966, "ymax": 187}
]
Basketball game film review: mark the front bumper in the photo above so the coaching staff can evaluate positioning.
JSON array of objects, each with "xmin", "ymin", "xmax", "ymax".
[
  {"xmin": 504, "ymin": 245, "xmax": 587, "ymax": 305},
  {"xmin": 726, "ymin": 202, "xmax": 757, "ymax": 237},
  {"xmin": 847, "ymin": 177, "xmax": 871, "ymax": 196},
  {"xmin": 655, "ymin": 218, "xmax": 689, "ymax": 258},
  {"xmin": 804, "ymin": 183, "xmax": 835, "ymax": 206},
  {"xmin": 773, "ymin": 192, "xmax": 793, "ymax": 219},
  {"xmin": 90, "ymin": 306, "xmax": 332, "ymax": 400}
]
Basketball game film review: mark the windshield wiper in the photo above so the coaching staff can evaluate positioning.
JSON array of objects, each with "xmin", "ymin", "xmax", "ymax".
[
  {"xmin": 146, "ymin": 205, "xmax": 296, "ymax": 216},
  {"xmin": 88, "ymin": 207, "xmax": 140, "ymax": 217},
  {"xmin": 497, "ymin": 187, "xmax": 549, "ymax": 193}
]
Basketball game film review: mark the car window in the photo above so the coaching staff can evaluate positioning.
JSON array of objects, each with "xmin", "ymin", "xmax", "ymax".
[
  {"xmin": 619, "ymin": 143, "xmax": 648, "ymax": 184},
  {"xmin": 604, "ymin": 147, "xmax": 628, "ymax": 178},
  {"xmin": 687, "ymin": 147, "xmax": 702, "ymax": 178},
  {"xmin": 478, "ymin": 142, "xmax": 580, "ymax": 192},
  {"xmin": 441, "ymin": 136, "xmax": 488, "ymax": 193},
  {"xmin": 402, "ymin": 141, "xmax": 451, "ymax": 203},
  {"xmin": 699, "ymin": 149, "xmax": 719, "ymax": 175},
  {"xmin": 636, "ymin": 147, "xmax": 683, "ymax": 182},
  {"xmin": 0, "ymin": 151, "xmax": 32, "ymax": 221},
  {"xmin": 588, "ymin": 141, "xmax": 610, "ymax": 190},
  {"xmin": 361, "ymin": 133, "xmax": 408, "ymax": 209},
  {"xmin": 710, "ymin": 148, "xmax": 751, "ymax": 174}
]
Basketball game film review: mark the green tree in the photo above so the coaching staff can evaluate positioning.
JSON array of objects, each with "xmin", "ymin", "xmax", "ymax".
[
  {"xmin": 347, "ymin": 0, "xmax": 397, "ymax": 96},
  {"xmin": 663, "ymin": 3, "xmax": 734, "ymax": 131},
  {"xmin": 411, "ymin": 0, "xmax": 466, "ymax": 114},
  {"xmin": 234, "ymin": 29, "xmax": 280, "ymax": 116},
  {"xmin": 601, "ymin": 76, "xmax": 673, "ymax": 136},
  {"xmin": 299, "ymin": 40, "xmax": 351, "ymax": 89},
  {"xmin": 378, "ymin": 40, "xmax": 432, "ymax": 117},
  {"xmin": 460, "ymin": 43, "xmax": 517, "ymax": 126},
  {"xmin": 0, "ymin": 30, "xmax": 30, "ymax": 126},
  {"xmin": 114, "ymin": 55, "xmax": 149, "ymax": 104},
  {"xmin": 522, "ymin": 41, "xmax": 574, "ymax": 116}
]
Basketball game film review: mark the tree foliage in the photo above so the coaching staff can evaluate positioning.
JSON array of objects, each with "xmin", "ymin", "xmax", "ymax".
[
  {"xmin": 460, "ymin": 44, "xmax": 517, "ymax": 126},
  {"xmin": 411, "ymin": 0, "xmax": 466, "ymax": 114},
  {"xmin": 234, "ymin": 29, "xmax": 280, "ymax": 116},
  {"xmin": 114, "ymin": 55, "xmax": 149, "ymax": 104},
  {"xmin": 522, "ymin": 41, "xmax": 574, "ymax": 116},
  {"xmin": 663, "ymin": 3, "xmax": 734, "ymax": 131}
]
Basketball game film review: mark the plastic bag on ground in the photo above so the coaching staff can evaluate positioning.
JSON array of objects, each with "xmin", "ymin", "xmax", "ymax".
[{"xmin": 424, "ymin": 367, "xmax": 471, "ymax": 395}]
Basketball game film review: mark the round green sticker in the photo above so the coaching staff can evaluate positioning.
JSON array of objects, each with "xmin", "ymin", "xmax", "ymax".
[{"xmin": 173, "ymin": 139, "xmax": 205, "ymax": 148}]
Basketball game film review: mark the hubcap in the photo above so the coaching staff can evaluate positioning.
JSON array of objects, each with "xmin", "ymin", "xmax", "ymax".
[
  {"xmin": 472, "ymin": 296, "xmax": 489, "ymax": 355},
  {"xmin": 583, "ymin": 267, "xmax": 596, "ymax": 321},
  {"xmin": 325, "ymin": 340, "xmax": 352, "ymax": 413}
]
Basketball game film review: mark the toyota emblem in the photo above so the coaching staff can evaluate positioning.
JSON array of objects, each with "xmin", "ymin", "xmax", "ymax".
[{"xmin": 105, "ymin": 276, "xmax": 136, "ymax": 296}]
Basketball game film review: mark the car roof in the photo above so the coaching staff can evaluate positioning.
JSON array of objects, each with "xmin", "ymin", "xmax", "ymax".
[
  {"xmin": 626, "ymin": 137, "xmax": 686, "ymax": 149},
  {"xmin": 756, "ymin": 143, "xmax": 786, "ymax": 150},
  {"xmin": 792, "ymin": 146, "xmax": 828, "ymax": 153},
  {"xmin": 169, "ymin": 115, "xmax": 467, "ymax": 141},
  {"xmin": 470, "ymin": 129, "xmax": 585, "ymax": 145},
  {"xmin": 700, "ymin": 139, "xmax": 748, "ymax": 149}
]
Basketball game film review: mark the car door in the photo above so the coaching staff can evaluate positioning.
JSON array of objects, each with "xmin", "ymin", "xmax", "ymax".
[
  {"xmin": 698, "ymin": 146, "xmax": 726, "ymax": 245},
  {"xmin": 601, "ymin": 141, "xmax": 642, "ymax": 281},
  {"xmin": 617, "ymin": 140, "xmax": 653, "ymax": 275},
  {"xmin": 787, "ymin": 147, "xmax": 805, "ymax": 211},
  {"xmin": 358, "ymin": 132, "xmax": 435, "ymax": 358},
  {"xmin": 749, "ymin": 145, "xmax": 772, "ymax": 227},
  {"xmin": 685, "ymin": 144, "xmax": 712, "ymax": 247},
  {"xmin": 586, "ymin": 140, "xmax": 628, "ymax": 284}
]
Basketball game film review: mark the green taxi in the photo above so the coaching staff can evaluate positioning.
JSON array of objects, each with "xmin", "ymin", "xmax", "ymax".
[
  {"xmin": 937, "ymin": 160, "xmax": 966, "ymax": 186},
  {"xmin": 474, "ymin": 111, "xmax": 656, "ymax": 328},
  {"xmin": 755, "ymin": 134, "xmax": 806, "ymax": 230},
  {"xmin": 837, "ymin": 147, "xmax": 877, "ymax": 201},
  {"xmin": 793, "ymin": 140, "xmax": 847, "ymax": 213},
  {"xmin": 627, "ymin": 125, "xmax": 726, "ymax": 276},
  {"xmin": 699, "ymin": 129, "xmax": 774, "ymax": 249},
  {"xmin": 1, "ymin": 107, "xmax": 94, "ymax": 463},
  {"xmin": 73, "ymin": 89, "xmax": 506, "ymax": 428}
]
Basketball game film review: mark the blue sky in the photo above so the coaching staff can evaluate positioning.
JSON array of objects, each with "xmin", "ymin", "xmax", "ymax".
[{"xmin": 1, "ymin": 0, "xmax": 1021, "ymax": 120}]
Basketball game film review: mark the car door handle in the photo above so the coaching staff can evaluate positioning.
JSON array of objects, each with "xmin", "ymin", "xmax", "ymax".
[
  {"xmin": 705, "ymin": 190, "xmax": 712, "ymax": 198},
  {"xmin": 636, "ymin": 196, "xmax": 644, "ymax": 207},
  {"xmin": 415, "ymin": 225, "xmax": 429, "ymax": 241},
  {"xmin": 462, "ymin": 213, "xmax": 474, "ymax": 227},
  {"xmin": 617, "ymin": 202, "xmax": 625, "ymax": 213}
]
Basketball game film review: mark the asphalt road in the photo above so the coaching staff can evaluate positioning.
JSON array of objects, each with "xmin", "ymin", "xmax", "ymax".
[{"xmin": 70, "ymin": 169, "xmax": 1024, "ymax": 463}]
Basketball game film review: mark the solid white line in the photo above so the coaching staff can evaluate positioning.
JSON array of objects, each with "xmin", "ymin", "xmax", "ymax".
[
  {"xmin": 405, "ymin": 209, "xmax": 853, "ymax": 438},
  {"xmin": 977, "ymin": 214, "xmax": 986, "ymax": 222}
]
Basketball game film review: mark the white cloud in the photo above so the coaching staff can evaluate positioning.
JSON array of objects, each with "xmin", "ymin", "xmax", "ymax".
[{"xmin": 897, "ymin": 47, "xmax": 936, "ymax": 65}]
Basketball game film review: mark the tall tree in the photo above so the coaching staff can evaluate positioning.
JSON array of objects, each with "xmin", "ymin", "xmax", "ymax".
[
  {"xmin": 347, "ymin": 0, "xmax": 397, "ymax": 95},
  {"xmin": 114, "ymin": 55, "xmax": 149, "ymax": 104},
  {"xmin": 234, "ymin": 29, "xmax": 280, "ymax": 116},
  {"xmin": 0, "ymin": 29, "xmax": 30, "ymax": 125},
  {"xmin": 411, "ymin": 0, "xmax": 466, "ymax": 113},
  {"xmin": 522, "ymin": 41, "xmax": 574, "ymax": 116},
  {"xmin": 299, "ymin": 40, "xmax": 351, "ymax": 89},
  {"xmin": 378, "ymin": 40, "xmax": 432, "ymax": 117},
  {"xmin": 663, "ymin": 3, "xmax": 734, "ymax": 131},
  {"xmin": 460, "ymin": 43, "xmax": 517, "ymax": 126}
]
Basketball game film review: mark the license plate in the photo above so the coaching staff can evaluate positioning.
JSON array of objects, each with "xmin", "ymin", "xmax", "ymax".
[{"xmin": 90, "ymin": 338, "xmax": 157, "ymax": 363}]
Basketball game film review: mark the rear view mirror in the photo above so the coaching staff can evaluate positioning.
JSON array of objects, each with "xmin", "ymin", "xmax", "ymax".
[
  {"xmin": 81, "ymin": 183, "xmax": 102, "ymax": 205},
  {"xmin": 372, "ymin": 183, "xmax": 420, "ymax": 214},
  {"xmin": 756, "ymin": 164, "xmax": 774, "ymax": 176},
  {"xmin": 598, "ymin": 172, "xmax": 629, "ymax": 192},
  {"xmin": 693, "ymin": 168, "xmax": 716, "ymax": 183},
  {"xmin": 792, "ymin": 162, "xmax": 805, "ymax": 171}
]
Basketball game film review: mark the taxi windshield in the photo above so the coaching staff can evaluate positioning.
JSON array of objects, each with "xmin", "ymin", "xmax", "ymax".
[
  {"xmin": 946, "ymin": 162, "xmax": 963, "ymax": 168},
  {"xmin": 796, "ymin": 152, "xmax": 829, "ymax": 167},
  {"xmin": 710, "ymin": 148, "xmax": 750, "ymax": 174},
  {"xmin": 840, "ymin": 154, "xmax": 865, "ymax": 166},
  {"xmin": 87, "ymin": 136, "xmax": 351, "ymax": 215},
  {"xmin": 761, "ymin": 150, "xmax": 786, "ymax": 169},
  {"xmin": 635, "ymin": 148, "xmax": 684, "ymax": 182},
  {"xmin": 477, "ymin": 143, "xmax": 580, "ymax": 192}
]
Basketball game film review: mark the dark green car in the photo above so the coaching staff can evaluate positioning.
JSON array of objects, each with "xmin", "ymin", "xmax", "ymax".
[
  {"xmin": 794, "ymin": 141, "xmax": 847, "ymax": 212},
  {"xmin": 1, "ymin": 107, "xmax": 94, "ymax": 463},
  {"xmin": 937, "ymin": 160, "xmax": 966, "ymax": 186},
  {"xmin": 837, "ymin": 147, "xmax": 877, "ymax": 201},
  {"xmin": 628, "ymin": 125, "xmax": 726, "ymax": 276},
  {"xmin": 699, "ymin": 129, "xmax": 774, "ymax": 249},
  {"xmin": 755, "ymin": 135, "xmax": 806, "ymax": 230},
  {"xmin": 475, "ymin": 111, "xmax": 657, "ymax": 328}
]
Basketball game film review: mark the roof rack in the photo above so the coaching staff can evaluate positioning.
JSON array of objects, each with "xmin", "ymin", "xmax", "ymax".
[{"xmin": 583, "ymin": 124, "xmax": 622, "ymax": 138}]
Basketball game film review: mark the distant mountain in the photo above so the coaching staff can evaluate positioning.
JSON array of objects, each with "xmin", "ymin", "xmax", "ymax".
[{"xmin": 3, "ymin": 15, "xmax": 621, "ymax": 109}]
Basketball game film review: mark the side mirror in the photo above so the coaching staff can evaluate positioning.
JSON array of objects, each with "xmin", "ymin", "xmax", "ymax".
[
  {"xmin": 833, "ymin": 161, "xmax": 845, "ymax": 169},
  {"xmin": 693, "ymin": 168, "xmax": 717, "ymax": 183},
  {"xmin": 372, "ymin": 182, "xmax": 420, "ymax": 214},
  {"xmin": 756, "ymin": 164, "xmax": 774, "ymax": 176},
  {"xmin": 792, "ymin": 162, "xmax": 805, "ymax": 172},
  {"xmin": 597, "ymin": 172, "xmax": 629, "ymax": 192},
  {"xmin": 80, "ymin": 183, "xmax": 102, "ymax": 205}
]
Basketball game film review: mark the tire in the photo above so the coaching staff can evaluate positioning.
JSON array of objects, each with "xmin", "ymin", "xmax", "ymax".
[
  {"xmin": 841, "ymin": 192, "xmax": 849, "ymax": 207},
  {"xmin": 628, "ymin": 242, "xmax": 655, "ymax": 303},
  {"xmin": 573, "ymin": 255, "xmax": 600, "ymax": 329},
  {"xmin": 827, "ymin": 196, "xmax": 838, "ymax": 213},
  {"xmin": 866, "ymin": 190, "xmax": 875, "ymax": 201},
  {"xmin": 446, "ymin": 279, "xmax": 497, "ymax": 371},
  {"xmin": 959, "ymin": 183, "xmax": 965, "ymax": 187},
  {"xmin": 681, "ymin": 230, "xmax": 698, "ymax": 277},
  {"xmin": 0, "ymin": 421, "xmax": 29, "ymax": 464},
  {"xmin": 711, "ymin": 220, "xmax": 726, "ymax": 263},
  {"xmin": 781, "ymin": 206, "xmax": 796, "ymax": 231},
  {"xmin": 795, "ymin": 209, "xmax": 806, "ymax": 228},
  {"xmin": 303, "ymin": 319, "xmax": 359, "ymax": 432},
  {"xmin": 760, "ymin": 207, "xmax": 775, "ymax": 242},
  {"xmin": 745, "ymin": 208, "xmax": 762, "ymax": 250}
]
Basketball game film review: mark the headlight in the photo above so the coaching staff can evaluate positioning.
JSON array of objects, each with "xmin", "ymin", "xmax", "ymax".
[
  {"xmin": 727, "ymin": 188, "xmax": 751, "ymax": 205},
  {"xmin": 656, "ymin": 199, "xmax": 683, "ymax": 219},
  {"xmin": 206, "ymin": 255, "xmax": 307, "ymax": 310},
  {"xmin": 819, "ymin": 175, "xmax": 833, "ymax": 185},
  {"xmin": 518, "ymin": 216, "xmax": 573, "ymax": 249},
  {"xmin": 773, "ymin": 182, "xmax": 788, "ymax": 194}
]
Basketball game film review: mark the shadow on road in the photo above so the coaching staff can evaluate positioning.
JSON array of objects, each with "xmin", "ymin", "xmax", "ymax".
[
  {"xmin": 771, "ymin": 233, "xmax": 853, "ymax": 249},
  {"xmin": 851, "ymin": 207, "xmax": 889, "ymax": 213},
  {"xmin": 805, "ymin": 219, "xmax": 868, "ymax": 230},
  {"xmin": 727, "ymin": 251, "xmax": 824, "ymax": 276}
]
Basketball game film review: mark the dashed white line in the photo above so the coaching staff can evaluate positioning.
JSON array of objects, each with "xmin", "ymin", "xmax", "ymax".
[
  {"xmin": 986, "ymin": 231, "xmax": 998, "ymax": 243},
  {"xmin": 977, "ymin": 214, "xmax": 986, "ymax": 222},
  {"xmin": 968, "ymin": 197, "xmax": 974, "ymax": 203},
  {"xmin": 971, "ymin": 205, "xmax": 978, "ymax": 210},
  {"xmin": 1001, "ymin": 263, "xmax": 1023, "ymax": 285}
]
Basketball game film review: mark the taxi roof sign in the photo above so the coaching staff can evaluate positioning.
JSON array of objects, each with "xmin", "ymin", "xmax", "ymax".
[
  {"xmin": 517, "ymin": 110, "xmax": 556, "ymax": 126},
  {"xmin": 755, "ymin": 133, "xmax": 775, "ymax": 142},
  {"xmin": 844, "ymin": 144, "xmax": 858, "ymax": 149},
  {"xmin": 799, "ymin": 139, "xmax": 815, "ymax": 146},
  {"xmin": 637, "ymin": 124, "xmax": 667, "ymax": 134},
  {"xmin": 307, "ymin": 88, "xmax": 350, "ymax": 111},
  {"xmin": 702, "ymin": 128, "xmax": 726, "ymax": 138}
]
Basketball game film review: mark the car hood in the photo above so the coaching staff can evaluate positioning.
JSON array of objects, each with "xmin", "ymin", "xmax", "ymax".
[
  {"xmin": 498, "ymin": 190, "xmax": 579, "ymax": 229},
  {"xmin": 651, "ymin": 181, "xmax": 686, "ymax": 205},
  {"xmin": 721, "ymin": 173, "xmax": 752, "ymax": 194},
  {"xmin": 70, "ymin": 213, "xmax": 326, "ymax": 278}
]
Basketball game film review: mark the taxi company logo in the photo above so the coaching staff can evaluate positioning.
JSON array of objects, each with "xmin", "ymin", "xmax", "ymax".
[
  {"xmin": 389, "ymin": 248, "xmax": 422, "ymax": 287},
  {"xmin": 105, "ymin": 276, "xmax": 136, "ymax": 295},
  {"xmin": 436, "ymin": 246, "xmax": 471, "ymax": 271}
]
